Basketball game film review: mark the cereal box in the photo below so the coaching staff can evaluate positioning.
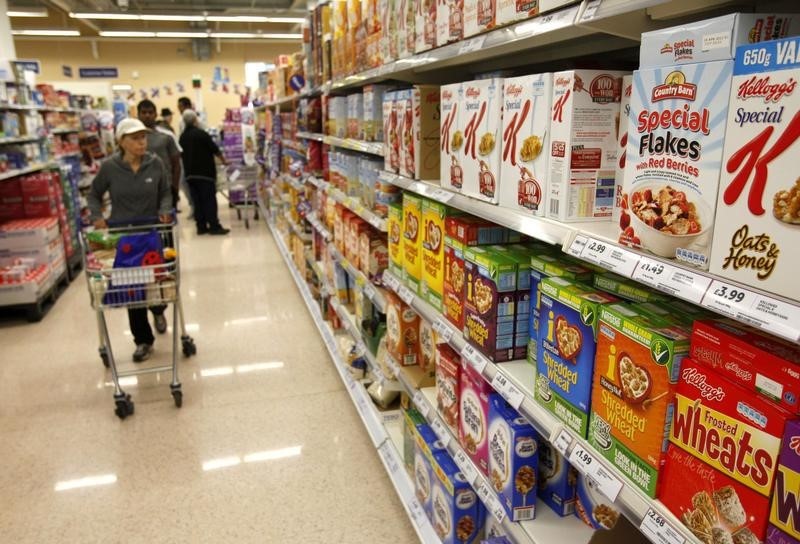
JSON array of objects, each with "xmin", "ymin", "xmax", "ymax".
[
  {"xmin": 499, "ymin": 73, "xmax": 553, "ymax": 218},
  {"xmin": 415, "ymin": 0, "xmax": 436, "ymax": 53},
  {"xmin": 768, "ymin": 420, "xmax": 800, "ymax": 544},
  {"xmin": 592, "ymin": 271, "xmax": 671, "ymax": 303},
  {"xmin": 588, "ymin": 303, "xmax": 691, "ymax": 497},
  {"xmin": 574, "ymin": 471, "xmax": 622, "ymax": 530},
  {"xmin": 412, "ymin": 85, "xmax": 442, "ymax": 182},
  {"xmin": 358, "ymin": 228, "xmax": 388, "ymax": 282},
  {"xmin": 639, "ymin": 13, "xmax": 797, "ymax": 68},
  {"xmin": 489, "ymin": 244, "xmax": 534, "ymax": 360},
  {"xmin": 613, "ymin": 75, "xmax": 633, "ymax": 224},
  {"xmin": 463, "ymin": 0, "xmax": 494, "ymax": 38},
  {"xmin": 402, "ymin": 192, "xmax": 423, "ymax": 293},
  {"xmin": 396, "ymin": 0, "xmax": 415, "ymax": 59},
  {"xmin": 488, "ymin": 395, "xmax": 539, "ymax": 521},
  {"xmin": 536, "ymin": 277, "xmax": 618, "ymax": 437},
  {"xmin": 386, "ymin": 290, "xmax": 421, "ymax": 365},
  {"xmin": 440, "ymin": 83, "xmax": 464, "ymax": 192},
  {"xmin": 364, "ymin": 84, "xmax": 389, "ymax": 142},
  {"xmin": 709, "ymin": 36, "xmax": 800, "ymax": 301},
  {"xmin": 537, "ymin": 436, "xmax": 578, "ymax": 516},
  {"xmin": 388, "ymin": 202, "xmax": 403, "ymax": 277},
  {"xmin": 419, "ymin": 318, "xmax": 438, "ymax": 372},
  {"xmin": 496, "ymin": 0, "xmax": 538, "ymax": 27},
  {"xmin": 347, "ymin": 92, "xmax": 363, "ymax": 139},
  {"xmin": 459, "ymin": 359, "xmax": 495, "ymax": 473},
  {"xmin": 404, "ymin": 407, "xmax": 428, "ymax": 473},
  {"xmin": 436, "ymin": 342, "xmax": 461, "ymax": 435},
  {"xmin": 430, "ymin": 451, "xmax": 485, "ymax": 543},
  {"xmin": 691, "ymin": 319, "xmax": 800, "ymax": 413},
  {"xmin": 436, "ymin": 0, "xmax": 463, "ymax": 47},
  {"xmin": 548, "ymin": 70, "xmax": 625, "ymax": 222},
  {"xmin": 414, "ymin": 424, "xmax": 448, "ymax": 519},
  {"xmin": 621, "ymin": 60, "xmax": 733, "ymax": 269},
  {"xmin": 421, "ymin": 198, "xmax": 449, "ymax": 311},
  {"xmin": 464, "ymin": 246, "xmax": 517, "ymax": 362},
  {"xmin": 665, "ymin": 358, "xmax": 797, "ymax": 542},
  {"xmin": 397, "ymin": 89, "xmax": 415, "ymax": 180},
  {"xmin": 383, "ymin": 91, "xmax": 399, "ymax": 172},
  {"xmin": 460, "ymin": 78, "xmax": 504, "ymax": 203}
]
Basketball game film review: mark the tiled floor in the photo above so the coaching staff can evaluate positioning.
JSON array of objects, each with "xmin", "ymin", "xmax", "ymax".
[{"xmin": 0, "ymin": 207, "xmax": 417, "ymax": 543}]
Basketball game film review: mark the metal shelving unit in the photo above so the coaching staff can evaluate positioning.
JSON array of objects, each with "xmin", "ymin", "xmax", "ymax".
[
  {"xmin": 296, "ymin": 131, "xmax": 325, "ymax": 142},
  {"xmin": 323, "ymin": 135, "xmax": 383, "ymax": 156},
  {"xmin": 327, "ymin": 242, "xmax": 387, "ymax": 313},
  {"xmin": 0, "ymin": 162, "xmax": 57, "ymax": 181}
]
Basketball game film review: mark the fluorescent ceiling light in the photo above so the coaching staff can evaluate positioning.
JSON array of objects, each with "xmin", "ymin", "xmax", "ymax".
[
  {"xmin": 12, "ymin": 29, "xmax": 80, "ymax": 36},
  {"xmin": 142, "ymin": 14, "xmax": 205, "ymax": 21},
  {"xmin": 209, "ymin": 32, "xmax": 257, "ymax": 38},
  {"xmin": 260, "ymin": 33, "xmax": 302, "ymax": 39},
  {"xmin": 71, "ymin": 12, "xmax": 138, "ymax": 20},
  {"xmin": 71, "ymin": 12, "xmax": 302, "ymax": 23},
  {"xmin": 7, "ymin": 9, "xmax": 48, "ymax": 17},
  {"xmin": 55, "ymin": 474, "xmax": 117, "ymax": 491},
  {"xmin": 156, "ymin": 31, "xmax": 209, "ymax": 38},
  {"xmin": 99, "ymin": 31, "xmax": 155, "ymax": 37},
  {"xmin": 111, "ymin": 84, "xmax": 132, "ymax": 91}
]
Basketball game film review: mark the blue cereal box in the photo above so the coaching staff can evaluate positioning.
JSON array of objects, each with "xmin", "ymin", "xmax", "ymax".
[
  {"xmin": 536, "ymin": 436, "xmax": 578, "ymax": 516},
  {"xmin": 575, "ymin": 471, "xmax": 622, "ymax": 530},
  {"xmin": 431, "ymin": 451, "xmax": 485, "ymax": 544},
  {"xmin": 536, "ymin": 277, "xmax": 617, "ymax": 437},
  {"xmin": 488, "ymin": 395, "xmax": 539, "ymax": 521},
  {"xmin": 414, "ymin": 424, "xmax": 447, "ymax": 519}
]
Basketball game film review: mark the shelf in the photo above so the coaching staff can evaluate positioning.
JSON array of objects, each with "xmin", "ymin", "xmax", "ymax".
[
  {"xmin": 306, "ymin": 212, "xmax": 332, "ymax": 241},
  {"xmin": 51, "ymin": 128, "xmax": 80, "ymax": 135},
  {"xmin": 0, "ymin": 162, "xmax": 57, "ymax": 181},
  {"xmin": 382, "ymin": 171, "xmax": 800, "ymax": 344},
  {"xmin": 381, "ymin": 269, "xmax": 703, "ymax": 544},
  {"xmin": 281, "ymin": 138, "xmax": 306, "ymax": 153},
  {"xmin": 296, "ymin": 131, "xmax": 325, "ymax": 142},
  {"xmin": 259, "ymin": 85, "xmax": 325, "ymax": 109},
  {"xmin": 284, "ymin": 212, "xmax": 312, "ymax": 242},
  {"xmin": 304, "ymin": 175, "xmax": 328, "ymax": 191},
  {"xmin": 55, "ymin": 152, "xmax": 82, "ymax": 160},
  {"xmin": 0, "ymin": 134, "xmax": 45, "ymax": 145},
  {"xmin": 327, "ymin": 242, "xmax": 387, "ymax": 313},
  {"xmin": 327, "ymin": 186, "xmax": 387, "ymax": 232},
  {"xmin": 323, "ymin": 135, "xmax": 383, "ymax": 157}
]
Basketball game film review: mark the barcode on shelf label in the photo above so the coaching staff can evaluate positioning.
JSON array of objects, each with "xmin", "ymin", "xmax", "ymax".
[
  {"xmin": 458, "ymin": 36, "xmax": 486, "ymax": 55},
  {"xmin": 428, "ymin": 188, "xmax": 454, "ymax": 203},
  {"xmin": 639, "ymin": 508, "xmax": 685, "ymax": 544},
  {"xmin": 398, "ymin": 285, "xmax": 414, "ymax": 305},
  {"xmin": 454, "ymin": 450, "xmax": 479, "ymax": 484},
  {"xmin": 433, "ymin": 317, "xmax": 455, "ymax": 343},
  {"xmin": 432, "ymin": 419, "xmax": 451, "ymax": 447},
  {"xmin": 632, "ymin": 257, "xmax": 711, "ymax": 304},
  {"xmin": 490, "ymin": 372, "xmax": 524, "ymax": 409},
  {"xmin": 552, "ymin": 427, "xmax": 573, "ymax": 456},
  {"xmin": 408, "ymin": 497, "xmax": 426, "ymax": 526},
  {"xmin": 460, "ymin": 344, "xmax": 487, "ymax": 374},
  {"xmin": 364, "ymin": 283, "xmax": 377, "ymax": 301},
  {"xmin": 568, "ymin": 445, "xmax": 623, "ymax": 502},
  {"xmin": 487, "ymin": 494, "xmax": 506, "ymax": 523},
  {"xmin": 413, "ymin": 391, "xmax": 430, "ymax": 418},
  {"xmin": 368, "ymin": 216, "xmax": 383, "ymax": 229},
  {"xmin": 383, "ymin": 273, "xmax": 399, "ymax": 291}
]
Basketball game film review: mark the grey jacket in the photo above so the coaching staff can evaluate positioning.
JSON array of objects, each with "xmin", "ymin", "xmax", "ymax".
[{"xmin": 88, "ymin": 152, "xmax": 172, "ymax": 222}]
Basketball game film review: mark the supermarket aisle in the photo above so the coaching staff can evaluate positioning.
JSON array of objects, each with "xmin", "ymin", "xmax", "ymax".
[{"xmin": 0, "ymin": 206, "xmax": 417, "ymax": 543}]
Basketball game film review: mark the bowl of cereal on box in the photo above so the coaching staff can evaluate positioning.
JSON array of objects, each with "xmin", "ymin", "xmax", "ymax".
[{"xmin": 623, "ymin": 184, "xmax": 711, "ymax": 258}]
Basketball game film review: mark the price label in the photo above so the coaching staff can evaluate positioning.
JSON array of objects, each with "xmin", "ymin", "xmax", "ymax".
[
  {"xmin": 398, "ymin": 285, "xmax": 415, "ymax": 305},
  {"xmin": 476, "ymin": 480, "xmax": 492, "ymax": 503},
  {"xmin": 484, "ymin": 491, "xmax": 507, "ymax": 523},
  {"xmin": 387, "ymin": 355, "xmax": 401, "ymax": 378},
  {"xmin": 566, "ymin": 234, "xmax": 588, "ymax": 258},
  {"xmin": 380, "ymin": 442, "xmax": 401, "ymax": 477},
  {"xmin": 431, "ymin": 419, "xmax": 452, "ymax": 447},
  {"xmin": 408, "ymin": 497, "xmax": 426, "ymax": 525},
  {"xmin": 460, "ymin": 344, "xmax": 487, "ymax": 374},
  {"xmin": 569, "ymin": 446, "xmax": 624, "ymax": 502},
  {"xmin": 384, "ymin": 273, "xmax": 400, "ymax": 291},
  {"xmin": 576, "ymin": 237, "xmax": 640, "ymax": 276},
  {"xmin": 368, "ymin": 215, "xmax": 383, "ymax": 229},
  {"xmin": 229, "ymin": 169, "xmax": 241, "ymax": 182},
  {"xmin": 428, "ymin": 188, "xmax": 454, "ymax": 203},
  {"xmin": 373, "ymin": 366, "xmax": 386, "ymax": 385},
  {"xmin": 454, "ymin": 450, "xmax": 479, "ymax": 484},
  {"xmin": 413, "ymin": 391, "xmax": 430, "ymax": 418},
  {"xmin": 364, "ymin": 283, "xmax": 377, "ymax": 301},
  {"xmin": 458, "ymin": 36, "xmax": 486, "ymax": 55},
  {"xmin": 639, "ymin": 508, "xmax": 686, "ymax": 544},
  {"xmin": 580, "ymin": 0, "xmax": 602, "ymax": 21},
  {"xmin": 433, "ymin": 317, "xmax": 455, "ymax": 343},
  {"xmin": 552, "ymin": 428, "xmax": 573, "ymax": 456},
  {"xmin": 632, "ymin": 257, "xmax": 712, "ymax": 304},
  {"xmin": 491, "ymin": 372, "xmax": 525, "ymax": 409}
]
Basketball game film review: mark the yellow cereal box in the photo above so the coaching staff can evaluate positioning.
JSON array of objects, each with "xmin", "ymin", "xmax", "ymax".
[
  {"xmin": 403, "ymin": 192, "xmax": 423, "ymax": 293},
  {"xmin": 421, "ymin": 198, "xmax": 450, "ymax": 311},
  {"xmin": 388, "ymin": 202, "xmax": 403, "ymax": 278}
]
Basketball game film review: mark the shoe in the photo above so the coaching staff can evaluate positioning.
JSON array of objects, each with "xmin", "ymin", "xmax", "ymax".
[
  {"xmin": 133, "ymin": 344, "xmax": 153, "ymax": 363},
  {"xmin": 154, "ymin": 314, "xmax": 167, "ymax": 334},
  {"xmin": 197, "ymin": 228, "xmax": 209, "ymax": 235},
  {"xmin": 209, "ymin": 227, "xmax": 230, "ymax": 235}
]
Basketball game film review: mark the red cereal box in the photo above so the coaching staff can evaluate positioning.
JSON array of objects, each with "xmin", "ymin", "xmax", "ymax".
[{"xmin": 436, "ymin": 343, "xmax": 461, "ymax": 435}]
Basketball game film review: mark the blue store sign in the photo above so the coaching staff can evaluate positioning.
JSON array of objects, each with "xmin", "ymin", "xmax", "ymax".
[{"xmin": 79, "ymin": 67, "xmax": 119, "ymax": 78}]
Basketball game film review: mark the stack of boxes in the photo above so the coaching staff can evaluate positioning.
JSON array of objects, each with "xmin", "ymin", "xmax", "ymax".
[{"xmin": 0, "ymin": 217, "xmax": 62, "ymax": 306}]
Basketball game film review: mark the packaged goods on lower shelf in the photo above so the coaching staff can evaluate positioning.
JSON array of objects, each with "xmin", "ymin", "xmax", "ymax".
[
  {"xmin": 421, "ymin": 198, "xmax": 450, "ymax": 311},
  {"xmin": 0, "ymin": 263, "xmax": 51, "ymax": 305},
  {"xmin": 690, "ymin": 319, "xmax": 800, "ymax": 413},
  {"xmin": 588, "ymin": 303, "xmax": 691, "ymax": 498},
  {"xmin": 0, "ymin": 217, "xmax": 60, "ymax": 250},
  {"xmin": 0, "ymin": 234, "xmax": 64, "ymax": 272},
  {"xmin": 489, "ymin": 244, "xmax": 537, "ymax": 360},
  {"xmin": 488, "ymin": 395, "xmax": 538, "ymax": 521},
  {"xmin": 358, "ymin": 228, "xmax": 387, "ymax": 282},
  {"xmin": 769, "ymin": 420, "xmax": 800, "ymax": 544},
  {"xmin": 430, "ymin": 450, "xmax": 485, "ymax": 544},
  {"xmin": 385, "ymin": 290, "xmax": 421, "ymax": 366},
  {"xmin": 460, "ymin": 359, "xmax": 496, "ymax": 474},
  {"xmin": 536, "ymin": 435, "xmax": 578, "ymax": 516},
  {"xmin": 437, "ymin": 343, "xmax": 461, "ymax": 436},
  {"xmin": 419, "ymin": 318, "xmax": 438, "ymax": 372},
  {"xmin": 414, "ymin": 424, "xmax": 448, "ymax": 519},
  {"xmin": 387, "ymin": 202, "xmax": 403, "ymax": 277},
  {"xmin": 459, "ymin": 78, "xmax": 503, "ymax": 204},
  {"xmin": 592, "ymin": 271, "xmax": 670, "ymax": 303},
  {"xmin": 402, "ymin": 193, "xmax": 423, "ymax": 293},
  {"xmin": 0, "ymin": 177, "xmax": 24, "ymax": 221},
  {"xmin": 536, "ymin": 277, "xmax": 618, "ymax": 437},
  {"xmin": 404, "ymin": 407, "xmax": 428, "ymax": 474},
  {"xmin": 574, "ymin": 471, "xmax": 621, "ymax": 530},
  {"xmin": 662, "ymin": 358, "xmax": 798, "ymax": 543}
]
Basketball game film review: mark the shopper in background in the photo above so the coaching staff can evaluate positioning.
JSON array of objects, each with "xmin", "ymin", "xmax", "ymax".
[
  {"xmin": 158, "ymin": 108, "xmax": 175, "ymax": 133},
  {"xmin": 88, "ymin": 118, "xmax": 173, "ymax": 363},
  {"xmin": 177, "ymin": 96, "xmax": 192, "ymax": 134},
  {"xmin": 155, "ymin": 107, "xmax": 193, "ymax": 217},
  {"xmin": 180, "ymin": 109, "xmax": 230, "ymax": 236},
  {"xmin": 137, "ymin": 99, "xmax": 181, "ymax": 209}
]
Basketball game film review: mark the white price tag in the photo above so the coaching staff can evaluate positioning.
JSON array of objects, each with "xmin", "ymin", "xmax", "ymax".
[
  {"xmin": 568, "ymin": 445, "xmax": 624, "ymax": 502},
  {"xmin": 387, "ymin": 355, "xmax": 401, "ymax": 378},
  {"xmin": 428, "ymin": 188, "xmax": 454, "ymax": 203},
  {"xmin": 433, "ymin": 317, "xmax": 455, "ymax": 343},
  {"xmin": 553, "ymin": 427, "xmax": 573, "ymax": 456},
  {"xmin": 476, "ymin": 480, "xmax": 492, "ymax": 503},
  {"xmin": 580, "ymin": 0, "xmax": 602, "ymax": 22},
  {"xmin": 431, "ymin": 419, "xmax": 452, "ymax": 447},
  {"xmin": 368, "ymin": 215, "xmax": 383, "ymax": 229},
  {"xmin": 384, "ymin": 273, "xmax": 400, "ymax": 291},
  {"xmin": 364, "ymin": 283, "xmax": 377, "ymax": 301},
  {"xmin": 701, "ymin": 280, "xmax": 800, "ymax": 342},
  {"xmin": 574, "ymin": 237, "xmax": 639, "ymax": 276},
  {"xmin": 460, "ymin": 344, "xmax": 487, "ymax": 374},
  {"xmin": 413, "ymin": 391, "xmax": 430, "ymax": 418},
  {"xmin": 632, "ymin": 257, "xmax": 711, "ymax": 304},
  {"xmin": 486, "ymin": 493, "xmax": 507, "ymax": 523},
  {"xmin": 639, "ymin": 508, "xmax": 685, "ymax": 544},
  {"xmin": 566, "ymin": 234, "xmax": 588, "ymax": 258},
  {"xmin": 458, "ymin": 36, "xmax": 486, "ymax": 55},
  {"xmin": 398, "ymin": 285, "xmax": 415, "ymax": 305},
  {"xmin": 491, "ymin": 372, "xmax": 525, "ymax": 410},
  {"xmin": 408, "ymin": 498, "xmax": 426, "ymax": 525},
  {"xmin": 454, "ymin": 450, "xmax": 479, "ymax": 484},
  {"xmin": 373, "ymin": 366, "xmax": 386, "ymax": 385}
]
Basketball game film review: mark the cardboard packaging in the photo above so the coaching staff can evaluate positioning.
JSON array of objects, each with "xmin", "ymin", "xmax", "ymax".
[
  {"xmin": 0, "ymin": 217, "xmax": 60, "ymax": 250},
  {"xmin": 436, "ymin": 343, "xmax": 461, "ymax": 435},
  {"xmin": 415, "ymin": 0, "xmax": 437, "ymax": 53},
  {"xmin": 402, "ymin": 192, "xmax": 424, "ymax": 293},
  {"xmin": 421, "ymin": 198, "xmax": 449, "ymax": 311},
  {"xmin": 430, "ymin": 451, "xmax": 485, "ymax": 543},
  {"xmin": 499, "ymin": 74, "xmax": 553, "ymax": 218},
  {"xmin": 592, "ymin": 271, "xmax": 671, "ymax": 303},
  {"xmin": 613, "ymin": 75, "xmax": 633, "ymax": 224},
  {"xmin": 496, "ymin": 0, "xmax": 537, "ymax": 27},
  {"xmin": 412, "ymin": 85, "xmax": 442, "ymax": 182},
  {"xmin": 440, "ymin": 83, "xmax": 463, "ymax": 192},
  {"xmin": 710, "ymin": 36, "xmax": 800, "ymax": 300},
  {"xmin": 385, "ymin": 290, "xmax": 421, "ymax": 366},
  {"xmin": 388, "ymin": 202, "xmax": 403, "ymax": 278},
  {"xmin": 347, "ymin": 92, "xmax": 364, "ymax": 139},
  {"xmin": 768, "ymin": 420, "xmax": 800, "ymax": 544},
  {"xmin": 436, "ymin": 0, "xmax": 463, "ymax": 46},
  {"xmin": 420, "ymin": 318, "xmax": 438, "ymax": 371},
  {"xmin": 575, "ymin": 471, "xmax": 622, "ymax": 530},
  {"xmin": 383, "ymin": 91, "xmax": 399, "ymax": 172},
  {"xmin": 460, "ymin": 78, "xmax": 504, "ymax": 203},
  {"xmin": 459, "ymin": 359, "xmax": 494, "ymax": 474},
  {"xmin": 537, "ymin": 436, "xmax": 578, "ymax": 516},
  {"xmin": 548, "ymin": 70, "xmax": 626, "ymax": 222},
  {"xmin": 397, "ymin": 89, "xmax": 415, "ymax": 180},
  {"xmin": 404, "ymin": 407, "xmax": 429, "ymax": 473},
  {"xmin": 463, "ymin": 0, "xmax": 495, "ymax": 38},
  {"xmin": 621, "ymin": 60, "xmax": 733, "ymax": 268},
  {"xmin": 363, "ymin": 84, "xmax": 389, "ymax": 142},
  {"xmin": 414, "ymin": 424, "xmax": 448, "ymax": 519},
  {"xmin": 489, "ymin": 244, "xmax": 534, "ymax": 360},
  {"xmin": 397, "ymin": 0, "xmax": 415, "ymax": 59}
]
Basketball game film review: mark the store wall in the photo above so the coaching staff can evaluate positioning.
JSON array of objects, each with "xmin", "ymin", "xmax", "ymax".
[{"xmin": 13, "ymin": 39, "xmax": 297, "ymax": 127}]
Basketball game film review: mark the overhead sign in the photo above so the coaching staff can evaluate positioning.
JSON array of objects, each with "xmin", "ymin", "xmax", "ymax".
[
  {"xmin": 62, "ymin": 65, "xmax": 72, "ymax": 77},
  {"xmin": 79, "ymin": 67, "xmax": 119, "ymax": 78},
  {"xmin": 14, "ymin": 59, "xmax": 40, "ymax": 74}
]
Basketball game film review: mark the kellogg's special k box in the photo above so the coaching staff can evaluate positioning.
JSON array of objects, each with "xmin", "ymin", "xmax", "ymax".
[
  {"xmin": 710, "ymin": 36, "xmax": 800, "ymax": 302},
  {"xmin": 460, "ymin": 78, "xmax": 504, "ymax": 204},
  {"xmin": 441, "ymin": 83, "xmax": 464, "ymax": 192}
]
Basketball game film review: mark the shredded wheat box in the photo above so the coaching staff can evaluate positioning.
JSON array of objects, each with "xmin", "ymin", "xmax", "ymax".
[
  {"xmin": 768, "ymin": 419, "xmax": 800, "ymax": 544},
  {"xmin": 499, "ymin": 74, "xmax": 552, "ymax": 218},
  {"xmin": 548, "ymin": 70, "xmax": 625, "ymax": 222},
  {"xmin": 460, "ymin": 78, "xmax": 504, "ymax": 204},
  {"xmin": 440, "ymin": 83, "xmax": 464, "ymax": 192},
  {"xmin": 663, "ymin": 358, "xmax": 798, "ymax": 543},
  {"xmin": 709, "ymin": 36, "xmax": 800, "ymax": 302}
]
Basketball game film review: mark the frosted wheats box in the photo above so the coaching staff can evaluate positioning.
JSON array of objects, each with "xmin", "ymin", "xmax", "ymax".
[
  {"xmin": 548, "ymin": 70, "xmax": 625, "ymax": 222},
  {"xmin": 768, "ymin": 420, "xmax": 800, "ymax": 544},
  {"xmin": 620, "ymin": 60, "xmax": 733, "ymax": 269},
  {"xmin": 710, "ymin": 36, "xmax": 800, "ymax": 302},
  {"xmin": 499, "ymin": 74, "xmax": 553, "ymax": 218},
  {"xmin": 639, "ymin": 13, "xmax": 797, "ymax": 68},
  {"xmin": 440, "ymin": 83, "xmax": 463, "ymax": 192},
  {"xmin": 460, "ymin": 79, "xmax": 504, "ymax": 204},
  {"xmin": 664, "ymin": 358, "xmax": 798, "ymax": 543}
]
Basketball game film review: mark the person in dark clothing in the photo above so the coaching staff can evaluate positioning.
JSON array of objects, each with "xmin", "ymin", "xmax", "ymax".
[
  {"xmin": 138, "ymin": 99, "xmax": 181, "ymax": 209},
  {"xmin": 179, "ymin": 109, "xmax": 230, "ymax": 235},
  {"xmin": 88, "ymin": 118, "xmax": 173, "ymax": 363}
]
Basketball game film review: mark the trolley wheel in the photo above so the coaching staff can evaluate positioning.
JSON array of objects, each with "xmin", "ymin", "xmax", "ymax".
[
  {"xmin": 254, "ymin": 209, "xmax": 259, "ymax": 221},
  {"xmin": 181, "ymin": 335, "xmax": 197, "ymax": 357},
  {"xmin": 99, "ymin": 347, "xmax": 110, "ymax": 368},
  {"xmin": 245, "ymin": 217, "xmax": 250, "ymax": 229},
  {"xmin": 114, "ymin": 394, "xmax": 134, "ymax": 420},
  {"xmin": 236, "ymin": 209, "xmax": 242, "ymax": 220},
  {"xmin": 171, "ymin": 385, "xmax": 183, "ymax": 408}
]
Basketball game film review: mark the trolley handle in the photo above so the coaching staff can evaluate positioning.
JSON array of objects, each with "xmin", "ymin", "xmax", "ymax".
[{"xmin": 106, "ymin": 212, "xmax": 175, "ymax": 228}]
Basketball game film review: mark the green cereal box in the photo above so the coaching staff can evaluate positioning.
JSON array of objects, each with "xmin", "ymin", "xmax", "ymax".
[
  {"xmin": 464, "ymin": 246, "xmax": 518, "ymax": 362},
  {"xmin": 593, "ymin": 272, "xmax": 671, "ymax": 303},
  {"xmin": 536, "ymin": 277, "xmax": 618, "ymax": 437},
  {"xmin": 489, "ymin": 245, "xmax": 534, "ymax": 360},
  {"xmin": 633, "ymin": 299, "xmax": 714, "ymax": 328}
]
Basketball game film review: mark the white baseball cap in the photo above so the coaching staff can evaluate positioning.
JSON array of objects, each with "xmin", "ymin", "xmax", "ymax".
[{"xmin": 115, "ymin": 118, "xmax": 148, "ymax": 140}]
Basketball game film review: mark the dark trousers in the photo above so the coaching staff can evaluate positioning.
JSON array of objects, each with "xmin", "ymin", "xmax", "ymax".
[
  {"xmin": 128, "ymin": 305, "xmax": 166, "ymax": 346},
  {"xmin": 187, "ymin": 178, "xmax": 221, "ymax": 232}
]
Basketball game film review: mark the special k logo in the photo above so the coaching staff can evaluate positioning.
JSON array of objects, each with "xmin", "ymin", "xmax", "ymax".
[
  {"xmin": 465, "ymin": 86, "xmax": 481, "ymax": 99},
  {"xmin": 682, "ymin": 367, "xmax": 725, "ymax": 401},
  {"xmin": 737, "ymin": 75, "xmax": 797, "ymax": 103},
  {"xmin": 506, "ymin": 84, "xmax": 523, "ymax": 98},
  {"xmin": 652, "ymin": 71, "xmax": 697, "ymax": 102}
]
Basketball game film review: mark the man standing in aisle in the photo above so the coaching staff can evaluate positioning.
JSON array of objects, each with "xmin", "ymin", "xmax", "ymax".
[
  {"xmin": 180, "ymin": 109, "xmax": 230, "ymax": 235},
  {"xmin": 158, "ymin": 107, "xmax": 175, "ymax": 133},
  {"xmin": 177, "ymin": 96, "xmax": 193, "ymax": 134},
  {"xmin": 137, "ymin": 99, "xmax": 181, "ymax": 210}
]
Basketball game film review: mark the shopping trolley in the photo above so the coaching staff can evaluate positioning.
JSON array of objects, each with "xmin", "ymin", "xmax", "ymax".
[
  {"xmin": 80, "ymin": 219, "xmax": 197, "ymax": 419},
  {"xmin": 219, "ymin": 164, "xmax": 260, "ymax": 229}
]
